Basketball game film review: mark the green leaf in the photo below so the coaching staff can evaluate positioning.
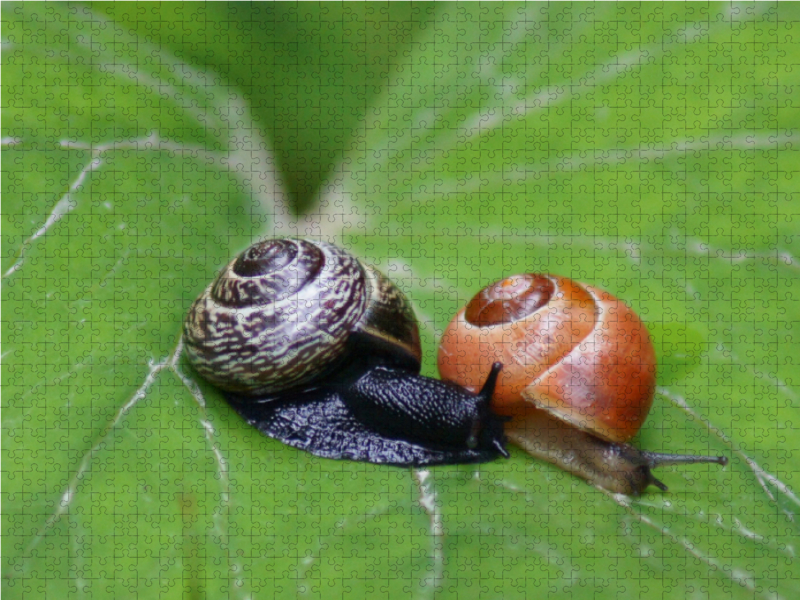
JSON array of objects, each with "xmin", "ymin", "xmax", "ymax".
[{"xmin": 3, "ymin": 3, "xmax": 799, "ymax": 599}]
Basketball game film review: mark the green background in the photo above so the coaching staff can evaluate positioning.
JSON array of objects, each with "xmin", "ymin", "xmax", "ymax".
[{"xmin": 3, "ymin": 3, "xmax": 798, "ymax": 599}]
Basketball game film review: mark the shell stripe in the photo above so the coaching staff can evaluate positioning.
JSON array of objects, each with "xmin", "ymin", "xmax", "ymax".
[{"xmin": 184, "ymin": 239, "xmax": 419, "ymax": 397}]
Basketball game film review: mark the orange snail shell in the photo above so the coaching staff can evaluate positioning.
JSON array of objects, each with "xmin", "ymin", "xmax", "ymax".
[{"xmin": 437, "ymin": 274, "xmax": 657, "ymax": 444}]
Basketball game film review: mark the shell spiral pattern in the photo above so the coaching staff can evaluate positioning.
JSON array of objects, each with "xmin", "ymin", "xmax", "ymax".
[{"xmin": 184, "ymin": 239, "xmax": 368, "ymax": 396}]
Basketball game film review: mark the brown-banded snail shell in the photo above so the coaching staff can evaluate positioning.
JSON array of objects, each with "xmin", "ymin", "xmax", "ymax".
[{"xmin": 183, "ymin": 238, "xmax": 509, "ymax": 466}]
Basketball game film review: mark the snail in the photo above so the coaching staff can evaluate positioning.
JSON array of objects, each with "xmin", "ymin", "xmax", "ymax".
[
  {"xmin": 183, "ymin": 238, "xmax": 509, "ymax": 466},
  {"xmin": 437, "ymin": 274, "xmax": 728, "ymax": 494}
]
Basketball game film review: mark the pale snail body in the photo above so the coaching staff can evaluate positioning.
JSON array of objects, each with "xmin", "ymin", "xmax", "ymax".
[
  {"xmin": 438, "ymin": 274, "xmax": 727, "ymax": 494},
  {"xmin": 184, "ymin": 238, "xmax": 508, "ymax": 466}
]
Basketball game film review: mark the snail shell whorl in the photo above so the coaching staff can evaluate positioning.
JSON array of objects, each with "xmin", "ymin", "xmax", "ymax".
[
  {"xmin": 438, "ymin": 274, "xmax": 656, "ymax": 443},
  {"xmin": 184, "ymin": 239, "xmax": 402, "ymax": 396}
]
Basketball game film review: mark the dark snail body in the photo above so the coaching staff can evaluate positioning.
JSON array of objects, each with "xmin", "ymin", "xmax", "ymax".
[
  {"xmin": 184, "ymin": 239, "xmax": 508, "ymax": 466},
  {"xmin": 223, "ymin": 360, "xmax": 506, "ymax": 466}
]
